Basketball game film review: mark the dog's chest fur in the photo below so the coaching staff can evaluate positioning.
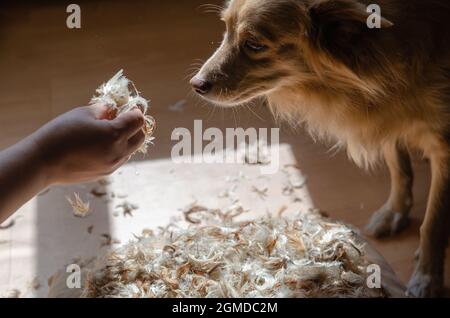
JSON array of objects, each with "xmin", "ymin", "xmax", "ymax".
[{"xmin": 267, "ymin": 85, "xmax": 446, "ymax": 168}]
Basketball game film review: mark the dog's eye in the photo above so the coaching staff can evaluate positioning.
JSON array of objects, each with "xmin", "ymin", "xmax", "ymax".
[{"xmin": 244, "ymin": 39, "xmax": 267, "ymax": 52}]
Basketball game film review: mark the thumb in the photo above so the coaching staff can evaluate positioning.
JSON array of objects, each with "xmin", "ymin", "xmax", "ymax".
[{"xmin": 111, "ymin": 108, "xmax": 145, "ymax": 139}]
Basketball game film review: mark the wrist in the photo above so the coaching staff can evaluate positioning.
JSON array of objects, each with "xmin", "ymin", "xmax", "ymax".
[{"xmin": 25, "ymin": 131, "xmax": 58, "ymax": 188}]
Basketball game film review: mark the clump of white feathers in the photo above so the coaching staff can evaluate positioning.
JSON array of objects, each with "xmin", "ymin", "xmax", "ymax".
[
  {"xmin": 90, "ymin": 69, "xmax": 156, "ymax": 154},
  {"xmin": 67, "ymin": 71, "xmax": 155, "ymax": 218},
  {"xmin": 80, "ymin": 208, "xmax": 385, "ymax": 298}
]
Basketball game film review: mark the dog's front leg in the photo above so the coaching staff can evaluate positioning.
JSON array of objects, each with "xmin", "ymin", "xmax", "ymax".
[
  {"xmin": 366, "ymin": 142, "xmax": 413, "ymax": 238},
  {"xmin": 408, "ymin": 147, "xmax": 450, "ymax": 297}
]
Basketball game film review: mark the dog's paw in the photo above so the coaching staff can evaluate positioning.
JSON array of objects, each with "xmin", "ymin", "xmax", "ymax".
[
  {"xmin": 365, "ymin": 206, "xmax": 410, "ymax": 238},
  {"xmin": 407, "ymin": 270, "xmax": 442, "ymax": 298}
]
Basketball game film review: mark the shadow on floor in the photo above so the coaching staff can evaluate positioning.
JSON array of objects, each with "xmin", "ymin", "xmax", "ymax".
[{"xmin": 36, "ymin": 183, "xmax": 112, "ymax": 295}]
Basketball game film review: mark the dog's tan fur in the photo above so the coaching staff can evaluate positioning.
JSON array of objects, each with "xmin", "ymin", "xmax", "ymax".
[{"xmin": 191, "ymin": 0, "xmax": 450, "ymax": 297}]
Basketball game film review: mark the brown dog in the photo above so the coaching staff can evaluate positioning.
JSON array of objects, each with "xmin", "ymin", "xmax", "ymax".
[{"xmin": 190, "ymin": 0, "xmax": 450, "ymax": 297}]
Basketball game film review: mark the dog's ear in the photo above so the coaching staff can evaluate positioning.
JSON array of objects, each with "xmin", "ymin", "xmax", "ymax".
[{"xmin": 308, "ymin": 0, "xmax": 393, "ymax": 50}]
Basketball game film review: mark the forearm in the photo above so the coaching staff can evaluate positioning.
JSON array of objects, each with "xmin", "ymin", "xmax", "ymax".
[
  {"xmin": 0, "ymin": 135, "xmax": 50, "ymax": 223},
  {"xmin": 0, "ymin": 104, "xmax": 146, "ymax": 223}
]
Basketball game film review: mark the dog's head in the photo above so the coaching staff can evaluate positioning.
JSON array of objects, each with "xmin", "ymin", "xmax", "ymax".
[{"xmin": 190, "ymin": 0, "xmax": 393, "ymax": 107}]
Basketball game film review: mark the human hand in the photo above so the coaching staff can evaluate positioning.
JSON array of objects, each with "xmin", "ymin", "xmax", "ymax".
[{"xmin": 30, "ymin": 104, "xmax": 145, "ymax": 185}]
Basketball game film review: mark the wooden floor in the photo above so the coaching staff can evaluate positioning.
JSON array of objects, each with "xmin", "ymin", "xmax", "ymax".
[{"xmin": 0, "ymin": 0, "xmax": 448, "ymax": 295}]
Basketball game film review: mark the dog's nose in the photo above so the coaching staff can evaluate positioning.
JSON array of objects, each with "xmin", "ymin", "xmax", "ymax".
[{"xmin": 190, "ymin": 76, "xmax": 212, "ymax": 95}]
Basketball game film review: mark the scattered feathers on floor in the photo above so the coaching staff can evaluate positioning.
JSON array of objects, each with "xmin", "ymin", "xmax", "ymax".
[
  {"xmin": 3, "ymin": 289, "xmax": 21, "ymax": 298},
  {"xmin": 67, "ymin": 193, "xmax": 90, "ymax": 218},
  {"xmin": 80, "ymin": 207, "xmax": 385, "ymax": 298}
]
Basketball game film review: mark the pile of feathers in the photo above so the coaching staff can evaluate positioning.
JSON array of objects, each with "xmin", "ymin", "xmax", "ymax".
[{"xmin": 80, "ymin": 206, "xmax": 385, "ymax": 298}]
